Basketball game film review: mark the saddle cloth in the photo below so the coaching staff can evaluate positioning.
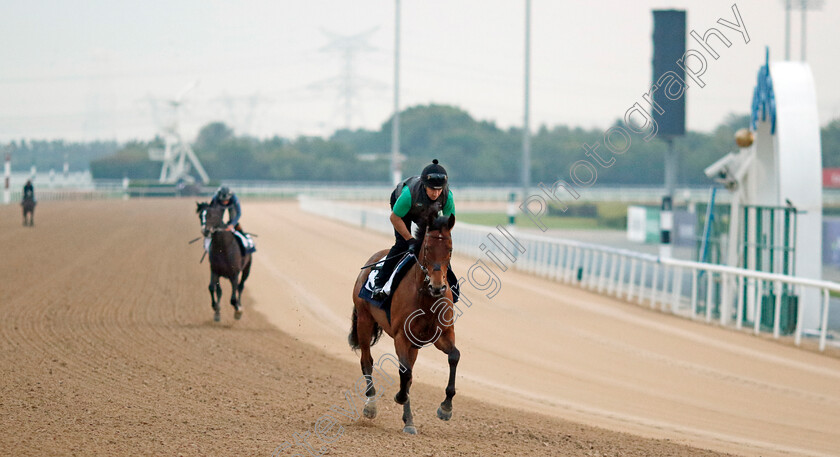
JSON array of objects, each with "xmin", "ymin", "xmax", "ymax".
[
  {"xmin": 358, "ymin": 253, "xmax": 416, "ymax": 322},
  {"xmin": 204, "ymin": 231, "xmax": 256, "ymax": 255},
  {"xmin": 233, "ymin": 231, "xmax": 256, "ymax": 254}
]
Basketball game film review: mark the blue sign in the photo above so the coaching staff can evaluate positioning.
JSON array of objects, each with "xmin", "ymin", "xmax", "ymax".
[{"xmin": 751, "ymin": 47, "xmax": 776, "ymax": 134}]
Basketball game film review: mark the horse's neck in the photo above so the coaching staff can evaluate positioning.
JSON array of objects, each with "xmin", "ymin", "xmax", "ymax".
[
  {"xmin": 211, "ymin": 231, "xmax": 235, "ymax": 251},
  {"xmin": 395, "ymin": 263, "xmax": 433, "ymax": 307}
]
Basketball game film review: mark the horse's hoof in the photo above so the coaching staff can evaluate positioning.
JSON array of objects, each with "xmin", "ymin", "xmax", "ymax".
[
  {"xmin": 436, "ymin": 406, "xmax": 452, "ymax": 421},
  {"xmin": 213, "ymin": 311, "xmax": 221, "ymax": 322},
  {"xmin": 234, "ymin": 307, "xmax": 243, "ymax": 320},
  {"xmin": 363, "ymin": 400, "xmax": 378, "ymax": 419},
  {"xmin": 402, "ymin": 425, "xmax": 417, "ymax": 435},
  {"xmin": 394, "ymin": 393, "xmax": 407, "ymax": 405}
]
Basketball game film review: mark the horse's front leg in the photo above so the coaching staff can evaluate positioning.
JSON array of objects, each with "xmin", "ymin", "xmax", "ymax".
[
  {"xmin": 434, "ymin": 330, "xmax": 459, "ymax": 421},
  {"xmin": 394, "ymin": 333, "xmax": 419, "ymax": 434},
  {"xmin": 229, "ymin": 275, "xmax": 242, "ymax": 320},
  {"xmin": 209, "ymin": 272, "xmax": 221, "ymax": 322}
]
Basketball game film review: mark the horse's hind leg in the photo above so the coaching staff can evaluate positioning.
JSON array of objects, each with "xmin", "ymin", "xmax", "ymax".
[
  {"xmin": 434, "ymin": 330, "xmax": 459, "ymax": 421},
  {"xmin": 209, "ymin": 272, "xmax": 221, "ymax": 322},
  {"xmin": 355, "ymin": 304, "xmax": 381, "ymax": 419},
  {"xmin": 394, "ymin": 333, "xmax": 419, "ymax": 434}
]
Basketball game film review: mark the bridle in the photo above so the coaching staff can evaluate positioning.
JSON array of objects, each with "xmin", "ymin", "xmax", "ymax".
[
  {"xmin": 415, "ymin": 229, "xmax": 452, "ymax": 297},
  {"xmin": 200, "ymin": 207, "xmax": 227, "ymax": 236}
]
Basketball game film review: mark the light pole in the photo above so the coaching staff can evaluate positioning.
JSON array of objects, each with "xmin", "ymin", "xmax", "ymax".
[
  {"xmin": 391, "ymin": 0, "xmax": 402, "ymax": 185},
  {"xmin": 521, "ymin": 0, "xmax": 531, "ymax": 201}
]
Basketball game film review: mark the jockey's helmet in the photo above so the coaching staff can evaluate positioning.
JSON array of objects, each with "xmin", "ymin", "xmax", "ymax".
[
  {"xmin": 216, "ymin": 185, "xmax": 232, "ymax": 201},
  {"xmin": 421, "ymin": 159, "xmax": 448, "ymax": 190}
]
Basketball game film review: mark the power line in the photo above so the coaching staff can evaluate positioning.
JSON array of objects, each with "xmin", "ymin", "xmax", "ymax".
[{"xmin": 312, "ymin": 27, "xmax": 386, "ymax": 130}]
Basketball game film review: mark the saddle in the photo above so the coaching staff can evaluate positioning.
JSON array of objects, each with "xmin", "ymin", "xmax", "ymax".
[
  {"xmin": 358, "ymin": 253, "xmax": 416, "ymax": 323},
  {"xmin": 233, "ymin": 231, "xmax": 256, "ymax": 255}
]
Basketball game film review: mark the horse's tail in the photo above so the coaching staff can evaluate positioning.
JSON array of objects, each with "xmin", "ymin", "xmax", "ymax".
[
  {"xmin": 348, "ymin": 307, "xmax": 383, "ymax": 351},
  {"xmin": 348, "ymin": 308, "xmax": 360, "ymax": 350}
]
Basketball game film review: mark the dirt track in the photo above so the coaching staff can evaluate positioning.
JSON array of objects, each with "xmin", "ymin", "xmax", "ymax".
[{"xmin": 1, "ymin": 199, "xmax": 838, "ymax": 456}]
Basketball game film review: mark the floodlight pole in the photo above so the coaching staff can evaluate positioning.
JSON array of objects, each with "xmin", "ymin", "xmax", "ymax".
[
  {"xmin": 784, "ymin": 0, "xmax": 791, "ymax": 60},
  {"xmin": 801, "ymin": 1, "xmax": 807, "ymax": 61},
  {"xmin": 391, "ymin": 0, "xmax": 402, "ymax": 185},
  {"xmin": 521, "ymin": 0, "xmax": 531, "ymax": 200}
]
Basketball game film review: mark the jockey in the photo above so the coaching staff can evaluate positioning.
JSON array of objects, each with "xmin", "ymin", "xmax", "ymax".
[
  {"xmin": 206, "ymin": 185, "xmax": 255, "ymax": 253},
  {"xmin": 22, "ymin": 179, "xmax": 35, "ymax": 201},
  {"xmin": 372, "ymin": 159, "xmax": 458, "ymax": 302},
  {"xmin": 210, "ymin": 185, "xmax": 242, "ymax": 232}
]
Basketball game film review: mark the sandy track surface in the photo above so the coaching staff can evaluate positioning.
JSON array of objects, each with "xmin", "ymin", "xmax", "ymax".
[
  {"xmin": 246, "ymin": 201, "xmax": 840, "ymax": 457},
  {"xmin": 0, "ymin": 199, "xmax": 831, "ymax": 456}
]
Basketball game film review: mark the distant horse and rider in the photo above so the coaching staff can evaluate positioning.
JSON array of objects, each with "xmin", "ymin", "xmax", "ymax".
[
  {"xmin": 21, "ymin": 179, "xmax": 35, "ymax": 227},
  {"xmin": 196, "ymin": 186, "xmax": 255, "ymax": 322},
  {"xmin": 349, "ymin": 160, "xmax": 461, "ymax": 434}
]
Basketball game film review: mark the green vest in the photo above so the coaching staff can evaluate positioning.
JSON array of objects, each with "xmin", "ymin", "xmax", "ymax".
[{"xmin": 396, "ymin": 176, "xmax": 449, "ymax": 224}]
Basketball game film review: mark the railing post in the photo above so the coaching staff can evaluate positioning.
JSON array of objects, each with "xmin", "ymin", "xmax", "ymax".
[
  {"xmin": 736, "ymin": 275, "xmax": 745, "ymax": 329},
  {"xmin": 650, "ymin": 263, "xmax": 660, "ymax": 308},
  {"xmin": 794, "ymin": 284, "xmax": 804, "ymax": 346},
  {"xmin": 615, "ymin": 255, "xmax": 626, "ymax": 298},
  {"xmin": 551, "ymin": 244, "xmax": 562, "ymax": 281},
  {"xmin": 626, "ymin": 258, "xmax": 637, "ymax": 301},
  {"xmin": 820, "ymin": 288, "xmax": 830, "ymax": 351},
  {"xmin": 705, "ymin": 271, "xmax": 713, "ymax": 323},
  {"xmin": 720, "ymin": 273, "xmax": 729, "ymax": 326},
  {"xmin": 773, "ymin": 280, "xmax": 783, "ymax": 339},
  {"xmin": 691, "ymin": 269, "xmax": 699, "ymax": 319},
  {"xmin": 671, "ymin": 266, "xmax": 683, "ymax": 313},
  {"xmin": 597, "ymin": 251, "xmax": 609, "ymax": 293},
  {"xmin": 754, "ymin": 280, "xmax": 763, "ymax": 335},
  {"xmin": 565, "ymin": 247, "xmax": 577, "ymax": 283},
  {"xmin": 638, "ymin": 261, "xmax": 647, "ymax": 305},
  {"xmin": 588, "ymin": 250, "xmax": 599, "ymax": 290}
]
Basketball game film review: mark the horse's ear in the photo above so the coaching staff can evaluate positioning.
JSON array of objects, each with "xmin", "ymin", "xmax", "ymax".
[{"xmin": 447, "ymin": 214, "xmax": 455, "ymax": 230}]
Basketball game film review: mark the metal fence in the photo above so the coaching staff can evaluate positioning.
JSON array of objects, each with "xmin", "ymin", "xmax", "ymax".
[{"xmin": 299, "ymin": 196, "xmax": 838, "ymax": 351}]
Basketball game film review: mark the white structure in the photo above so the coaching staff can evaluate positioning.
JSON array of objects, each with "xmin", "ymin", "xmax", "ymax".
[
  {"xmin": 707, "ymin": 50, "xmax": 823, "ymax": 329},
  {"xmin": 147, "ymin": 82, "xmax": 210, "ymax": 185}
]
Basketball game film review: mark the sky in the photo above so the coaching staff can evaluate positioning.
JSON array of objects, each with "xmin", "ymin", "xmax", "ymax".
[{"xmin": 1, "ymin": 0, "xmax": 839, "ymax": 143}]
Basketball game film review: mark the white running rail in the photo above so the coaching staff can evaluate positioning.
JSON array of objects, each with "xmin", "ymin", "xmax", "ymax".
[{"xmin": 300, "ymin": 196, "xmax": 839, "ymax": 351}]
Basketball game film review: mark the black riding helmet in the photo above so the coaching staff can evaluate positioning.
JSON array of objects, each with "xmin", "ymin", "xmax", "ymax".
[
  {"xmin": 421, "ymin": 159, "xmax": 448, "ymax": 189},
  {"xmin": 216, "ymin": 185, "xmax": 232, "ymax": 201}
]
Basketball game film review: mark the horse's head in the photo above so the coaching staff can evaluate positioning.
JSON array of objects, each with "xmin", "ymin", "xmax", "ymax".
[
  {"xmin": 416, "ymin": 209, "xmax": 456, "ymax": 298},
  {"xmin": 197, "ymin": 202, "xmax": 225, "ymax": 236}
]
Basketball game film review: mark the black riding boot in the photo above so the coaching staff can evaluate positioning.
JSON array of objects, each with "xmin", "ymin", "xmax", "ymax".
[{"xmin": 372, "ymin": 237, "xmax": 410, "ymax": 300}]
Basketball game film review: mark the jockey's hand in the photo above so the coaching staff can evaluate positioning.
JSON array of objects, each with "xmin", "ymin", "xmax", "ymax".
[
  {"xmin": 407, "ymin": 238, "xmax": 420, "ymax": 254},
  {"xmin": 225, "ymin": 225, "xmax": 235, "ymax": 232}
]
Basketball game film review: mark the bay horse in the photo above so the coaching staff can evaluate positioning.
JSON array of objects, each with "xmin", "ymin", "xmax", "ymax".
[
  {"xmin": 21, "ymin": 197, "xmax": 35, "ymax": 227},
  {"xmin": 349, "ymin": 208, "xmax": 459, "ymax": 434},
  {"xmin": 197, "ymin": 202, "xmax": 252, "ymax": 322}
]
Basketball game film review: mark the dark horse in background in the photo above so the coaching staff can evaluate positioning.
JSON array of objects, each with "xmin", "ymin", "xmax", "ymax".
[
  {"xmin": 197, "ymin": 202, "xmax": 252, "ymax": 322},
  {"xmin": 21, "ymin": 196, "xmax": 35, "ymax": 227},
  {"xmin": 350, "ymin": 205, "xmax": 459, "ymax": 434}
]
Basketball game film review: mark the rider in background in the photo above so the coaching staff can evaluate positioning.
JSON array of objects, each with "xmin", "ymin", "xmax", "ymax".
[
  {"xmin": 22, "ymin": 179, "xmax": 35, "ymax": 201},
  {"xmin": 372, "ymin": 159, "xmax": 458, "ymax": 302}
]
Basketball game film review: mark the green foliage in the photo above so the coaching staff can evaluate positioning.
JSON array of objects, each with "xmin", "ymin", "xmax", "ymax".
[
  {"xmin": 79, "ymin": 105, "xmax": 840, "ymax": 184},
  {"xmin": 822, "ymin": 119, "xmax": 840, "ymax": 168},
  {"xmin": 7, "ymin": 139, "xmax": 118, "ymax": 172},
  {"xmin": 89, "ymin": 140, "xmax": 161, "ymax": 179}
]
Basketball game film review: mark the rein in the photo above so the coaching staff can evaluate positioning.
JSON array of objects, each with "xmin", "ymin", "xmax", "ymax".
[{"xmin": 415, "ymin": 230, "xmax": 452, "ymax": 296}]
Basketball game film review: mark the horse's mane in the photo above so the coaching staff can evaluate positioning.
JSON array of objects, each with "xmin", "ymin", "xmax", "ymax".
[{"xmin": 196, "ymin": 201, "xmax": 211, "ymax": 213}]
